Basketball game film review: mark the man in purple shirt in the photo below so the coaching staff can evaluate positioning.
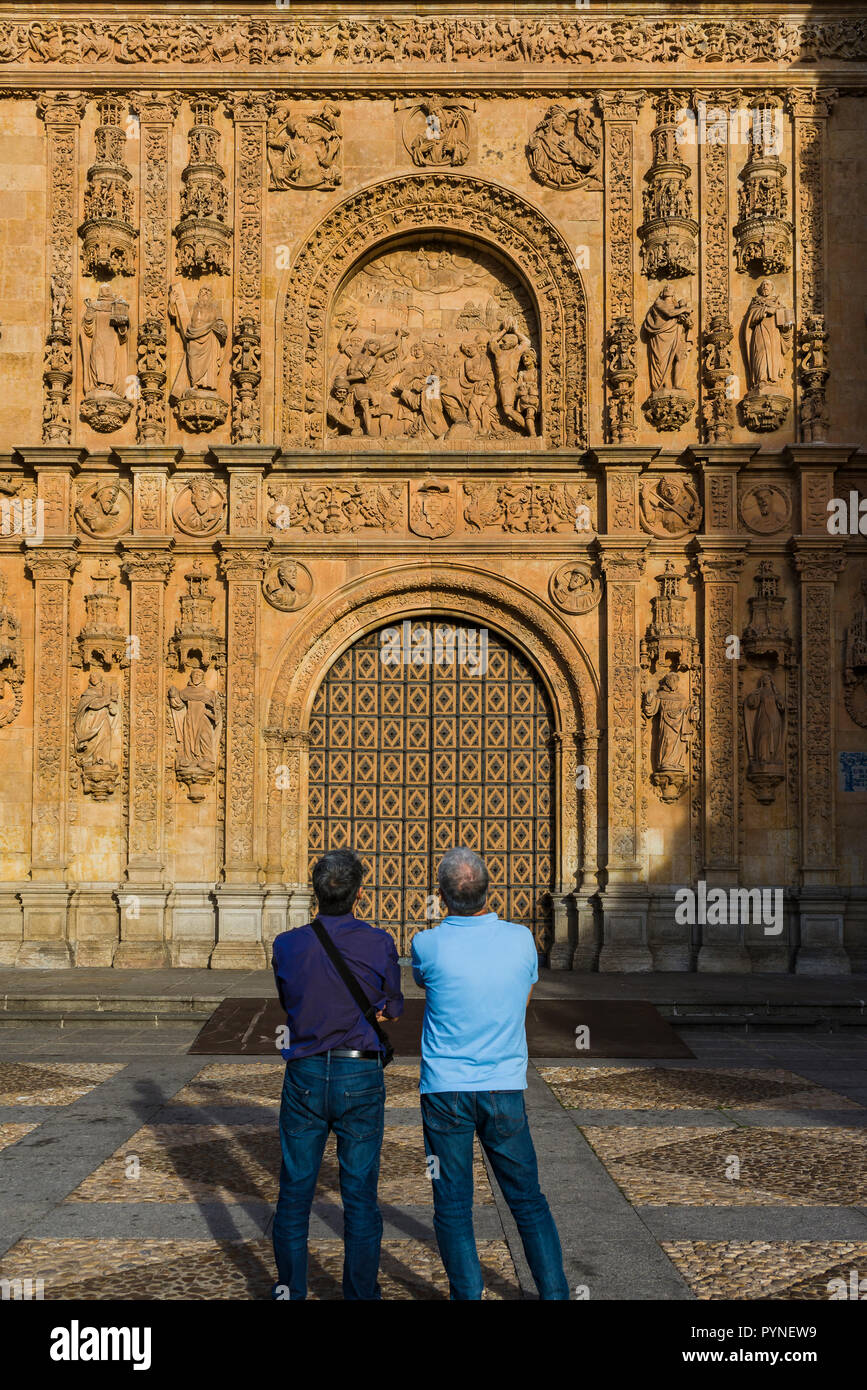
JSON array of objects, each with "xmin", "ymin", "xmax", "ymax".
[{"xmin": 270, "ymin": 848, "xmax": 403, "ymax": 1301}]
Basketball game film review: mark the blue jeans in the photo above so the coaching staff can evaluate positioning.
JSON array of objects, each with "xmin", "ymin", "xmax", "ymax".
[
  {"xmin": 421, "ymin": 1089, "xmax": 570, "ymax": 1301},
  {"xmin": 272, "ymin": 1052, "xmax": 385, "ymax": 1301}
]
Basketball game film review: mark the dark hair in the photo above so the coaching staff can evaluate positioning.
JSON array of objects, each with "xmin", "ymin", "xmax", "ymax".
[
  {"xmin": 437, "ymin": 846, "xmax": 489, "ymax": 915},
  {"xmin": 312, "ymin": 849, "xmax": 365, "ymax": 916}
]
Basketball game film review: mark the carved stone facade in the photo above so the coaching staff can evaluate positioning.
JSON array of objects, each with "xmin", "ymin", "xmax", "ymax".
[{"xmin": 0, "ymin": 5, "xmax": 864, "ymax": 973}]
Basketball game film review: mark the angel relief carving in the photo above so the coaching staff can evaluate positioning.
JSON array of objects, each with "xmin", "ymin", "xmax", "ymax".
[{"xmin": 325, "ymin": 242, "xmax": 541, "ymax": 445}]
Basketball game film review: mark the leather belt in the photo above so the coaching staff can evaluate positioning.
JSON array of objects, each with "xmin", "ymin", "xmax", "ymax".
[{"xmin": 329, "ymin": 1048, "xmax": 381, "ymax": 1060}]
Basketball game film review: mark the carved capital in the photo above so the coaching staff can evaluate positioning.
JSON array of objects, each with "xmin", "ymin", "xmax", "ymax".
[
  {"xmin": 25, "ymin": 547, "xmax": 79, "ymax": 582},
  {"xmin": 595, "ymin": 90, "xmax": 646, "ymax": 122},
  {"xmin": 37, "ymin": 92, "xmax": 88, "ymax": 125},
  {"xmin": 791, "ymin": 543, "xmax": 847, "ymax": 584},
  {"xmin": 218, "ymin": 542, "xmax": 269, "ymax": 583},
  {"xmin": 785, "ymin": 88, "xmax": 838, "ymax": 120},
  {"xmin": 597, "ymin": 545, "xmax": 648, "ymax": 584},
  {"xmin": 119, "ymin": 547, "xmax": 174, "ymax": 585},
  {"xmin": 130, "ymin": 91, "xmax": 183, "ymax": 123},
  {"xmin": 695, "ymin": 548, "xmax": 748, "ymax": 584}
]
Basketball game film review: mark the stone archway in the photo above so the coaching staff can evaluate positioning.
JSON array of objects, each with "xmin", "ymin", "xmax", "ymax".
[
  {"xmin": 278, "ymin": 173, "xmax": 589, "ymax": 449},
  {"xmin": 264, "ymin": 563, "xmax": 601, "ymax": 958}
]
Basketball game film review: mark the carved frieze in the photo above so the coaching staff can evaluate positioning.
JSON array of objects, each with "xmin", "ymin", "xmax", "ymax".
[
  {"xmin": 266, "ymin": 481, "xmax": 402, "ymax": 535},
  {"xmin": 267, "ymin": 102, "xmax": 341, "ymax": 188},
  {"xmin": 526, "ymin": 102, "xmax": 601, "ymax": 189},
  {"xmin": 79, "ymin": 95, "xmax": 136, "ymax": 279},
  {"xmin": 464, "ymin": 482, "xmax": 594, "ymax": 534}
]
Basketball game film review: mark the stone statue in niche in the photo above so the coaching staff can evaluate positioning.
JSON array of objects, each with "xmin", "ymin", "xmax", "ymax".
[
  {"xmin": 79, "ymin": 286, "xmax": 132, "ymax": 433},
  {"xmin": 73, "ymin": 670, "xmax": 119, "ymax": 800},
  {"xmin": 639, "ymin": 476, "xmax": 702, "ymax": 539},
  {"xmin": 740, "ymin": 278, "xmax": 793, "ymax": 433},
  {"xmin": 326, "ymin": 243, "xmax": 541, "ymax": 446},
  {"xmin": 744, "ymin": 672, "xmax": 786, "ymax": 803},
  {"xmin": 641, "ymin": 285, "xmax": 695, "ymax": 431},
  {"xmin": 168, "ymin": 283, "xmax": 229, "ymax": 432},
  {"xmin": 267, "ymin": 102, "xmax": 342, "ymax": 189},
  {"xmin": 641, "ymin": 670, "xmax": 693, "ymax": 802},
  {"xmin": 167, "ymin": 668, "xmax": 222, "ymax": 802},
  {"xmin": 526, "ymin": 103, "xmax": 601, "ymax": 189},
  {"xmin": 400, "ymin": 97, "xmax": 474, "ymax": 168}
]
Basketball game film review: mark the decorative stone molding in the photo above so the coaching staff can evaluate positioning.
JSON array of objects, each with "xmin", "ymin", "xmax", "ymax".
[
  {"xmin": 78, "ymin": 94, "xmax": 136, "ymax": 279},
  {"xmin": 597, "ymin": 90, "xmax": 645, "ymax": 444},
  {"xmin": 219, "ymin": 543, "xmax": 269, "ymax": 883},
  {"xmin": 733, "ymin": 97, "xmax": 792, "ymax": 276},
  {"xmin": 0, "ymin": 568, "xmax": 25, "ymax": 728},
  {"xmin": 230, "ymin": 95, "xmax": 267, "ymax": 443},
  {"xmin": 638, "ymin": 91, "xmax": 697, "ymax": 281},
  {"xmin": 279, "ymin": 174, "xmax": 588, "ymax": 450},
  {"xmin": 696, "ymin": 90, "xmax": 735, "ymax": 444},
  {"xmin": 787, "ymin": 89, "xmax": 837, "ymax": 443},
  {"xmin": 598, "ymin": 543, "xmax": 647, "ymax": 876},
  {"xmin": 843, "ymin": 577, "xmax": 867, "ymax": 729},
  {"xmin": 132, "ymin": 92, "xmax": 180, "ymax": 444},
  {"xmin": 38, "ymin": 94, "xmax": 87, "ymax": 445},
  {"xmin": 175, "ymin": 96, "xmax": 231, "ymax": 278}
]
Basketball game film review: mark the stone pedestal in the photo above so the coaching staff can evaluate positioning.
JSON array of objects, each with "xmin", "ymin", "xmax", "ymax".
[
  {"xmin": 16, "ymin": 887, "xmax": 73, "ymax": 967},
  {"xmin": 0, "ymin": 889, "xmax": 23, "ymax": 966},
  {"xmin": 70, "ymin": 886, "xmax": 119, "ymax": 967},
  {"xmin": 113, "ymin": 886, "xmax": 170, "ymax": 967},
  {"xmin": 795, "ymin": 890, "xmax": 850, "ymax": 975},
  {"xmin": 571, "ymin": 893, "xmax": 601, "ymax": 972},
  {"xmin": 168, "ymin": 885, "xmax": 216, "ymax": 967},
  {"xmin": 212, "ymin": 885, "xmax": 267, "ymax": 969},
  {"xmin": 598, "ymin": 887, "xmax": 652, "ymax": 972},
  {"xmin": 262, "ymin": 888, "xmax": 290, "ymax": 953},
  {"xmin": 547, "ymin": 891, "xmax": 575, "ymax": 970},
  {"xmin": 648, "ymin": 889, "xmax": 693, "ymax": 971},
  {"xmin": 288, "ymin": 886, "xmax": 315, "ymax": 930}
]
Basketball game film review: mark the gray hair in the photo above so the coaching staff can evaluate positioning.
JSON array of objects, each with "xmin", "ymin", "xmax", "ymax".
[{"xmin": 437, "ymin": 846, "xmax": 489, "ymax": 916}]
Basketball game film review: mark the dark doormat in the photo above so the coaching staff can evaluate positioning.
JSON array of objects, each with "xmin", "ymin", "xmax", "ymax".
[{"xmin": 189, "ymin": 998, "xmax": 692, "ymax": 1059}]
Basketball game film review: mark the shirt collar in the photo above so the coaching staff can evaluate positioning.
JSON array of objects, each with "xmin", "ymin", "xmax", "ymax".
[
  {"xmin": 443, "ymin": 911, "xmax": 498, "ymax": 927},
  {"xmin": 316, "ymin": 912, "xmax": 356, "ymax": 927}
]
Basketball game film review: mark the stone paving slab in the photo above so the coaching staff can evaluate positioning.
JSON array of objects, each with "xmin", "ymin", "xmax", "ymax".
[{"xmin": 639, "ymin": 1207, "xmax": 867, "ymax": 1240}]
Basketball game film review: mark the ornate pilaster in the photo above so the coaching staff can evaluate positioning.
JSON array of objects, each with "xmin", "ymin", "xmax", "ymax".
[
  {"xmin": 117, "ymin": 542, "xmax": 174, "ymax": 967},
  {"xmin": 214, "ymin": 542, "xmax": 269, "ymax": 968},
  {"xmin": 786, "ymin": 88, "xmax": 837, "ymax": 443},
  {"xmin": 229, "ymin": 97, "xmax": 266, "ymax": 443},
  {"xmin": 598, "ymin": 91, "xmax": 645, "ymax": 444},
  {"xmin": 38, "ymin": 94, "xmax": 87, "ymax": 445},
  {"xmin": 696, "ymin": 92, "xmax": 736, "ymax": 443},
  {"xmin": 133, "ymin": 93, "xmax": 180, "ymax": 443},
  {"xmin": 791, "ymin": 540, "xmax": 849, "ymax": 974},
  {"xmin": 19, "ymin": 545, "xmax": 79, "ymax": 966},
  {"xmin": 597, "ymin": 539, "xmax": 651, "ymax": 971},
  {"xmin": 571, "ymin": 726, "xmax": 602, "ymax": 972}
]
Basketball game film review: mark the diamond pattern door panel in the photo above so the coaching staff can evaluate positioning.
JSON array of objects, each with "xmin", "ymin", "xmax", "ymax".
[{"xmin": 308, "ymin": 621, "xmax": 554, "ymax": 956}]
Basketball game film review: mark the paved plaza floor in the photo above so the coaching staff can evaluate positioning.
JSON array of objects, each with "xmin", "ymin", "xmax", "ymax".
[{"xmin": 1, "ymin": 1018, "xmax": 866, "ymax": 1301}]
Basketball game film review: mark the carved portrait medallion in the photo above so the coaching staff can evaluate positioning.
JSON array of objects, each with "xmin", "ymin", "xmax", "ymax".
[
  {"xmin": 399, "ymin": 98, "xmax": 474, "ymax": 168},
  {"xmin": 74, "ymin": 479, "xmax": 132, "ymax": 538},
  {"xmin": 409, "ymin": 480, "xmax": 456, "ymax": 538},
  {"xmin": 549, "ymin": 562, "xmax": 601, "ymax": 614},
  {"xmin": 171, "ymin": 475, "xmax": 227, "ymax": 536},
  {"xmin": 739, "ymin": 482, "xmax": 792, "ymax": 534},
  {"xmin": 639, "ymin": 476, "xmax": 702, "ymax": 539},
  {"xmin": 262, "ymin": 558, "xmax": 314, "ymax": 613}
]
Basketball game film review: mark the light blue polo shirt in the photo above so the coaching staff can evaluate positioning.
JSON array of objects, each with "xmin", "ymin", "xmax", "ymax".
[{"xmin": 411, "ymin": 912, "xmax": 538, "ymax": 1094}]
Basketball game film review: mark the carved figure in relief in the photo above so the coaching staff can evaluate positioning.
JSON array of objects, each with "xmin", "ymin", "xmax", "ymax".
[
  {"xmin": 639, "ymin": 476, "xmax": 702, "ymax": 538},
  {"xmin": 739, "ymin": 483, "xmax": 791, "ymax": 535},
  {"xmin": 642, "ymin": 670, "xmax": 693, "ymax": 798},
  {"xmin": 326, "ymin": 376, "xmax": 361, "ymax": 435},
  {"xmin": 169, "ymin": 285, "xmax": 227, "ymax": 394},
  {"xmin": 80, "ymin": 286, "xmax": 128, "ymax": 393},
  {"xmin": 744, "ymin": 279, "xmax": 793, "ymax": 391},
  {"xmin": 73, "ymin": 670, "xmax": 119, "ymax": 798},
  {"xmin": 267, "ymin": 103, "xmax": 342, "ymax": 190},
  {"xmin": 262, "ymin": 559, "xmax": 313, "ymax": 613},
  {"xmin": 172, "ymin": 475, "xmax": 226, "ymax": 536},
  {"xmin": 643, "ymin": 285, "xmax": 692, "ymax": 392},
  {"xmin": 550, "ymin": 562, "xmax": 601, "ymax": 614},
  {"xmin": 744, "ymin": 673, "xmax": 785, "ymax": 769},
  {"xmin": 168, "ymin": 667, "xmax": 221, "ymax": 795},
  {"xmin": 74, "ymin": 479, "xmax": 131, "ymax": 537},
  {"xmin": 526, "ymin": 103, "xmax": 601, "ymax": 188},
  {"xmin": 403, "ymin": 98, "xmax": 473, "ymax": 168},
  {"xmin": 488, "ymin": 320, "xmax": 532, "ymax": 430}
]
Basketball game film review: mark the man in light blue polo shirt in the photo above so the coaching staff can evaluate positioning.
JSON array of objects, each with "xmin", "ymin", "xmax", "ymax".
[{"xmin": 411, "ymin": 846, "xmax": 569, "ymax": 1301}]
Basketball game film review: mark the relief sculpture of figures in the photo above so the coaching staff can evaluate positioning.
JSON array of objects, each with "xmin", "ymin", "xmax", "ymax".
[
  {"xmin": 639, "ymin": 476, "xmax": 702, "ymax": 538},
  {"xmin": 79, "ymin": 285, "xmax": 132, "ymax": 432},
  {"xmin": 641, "ymin": 285, "xmax": 695, "ymax": 431},
  {"xmin": 400, "ymin": 97, "xmax": 474, "ymax": 168},
  {"xmin": 740, "ymin": 278, "xmax": 793, "ymax": 432},
  {"xmin": 526, "ymin": 103, "xmax": 601, "ymax": 189},
  {"xmin": 744, "ymin": 672, "xmax": 786, "ymax": 803},
  {"xmin": 0, "ymin": 569, "xmax": 24, "ymax": 727},
  {"xmin": 168, "ymin": 667, "xmax": 222, "ymax": 801},
  {"xmin": 267, "ymin": 102, "xmax": 342, "ymax": 189},
  {"xmin": 642, "ymin": 670, "xmax": 693, "ymax": 801},
  {"xmin": 73, "ymin": 670, "xmax": 119, "ymax": 799},
  {"xmin": 168, "ymin": 283, "xmax": 229, "ymax": 431},
  {"xmin": 325, "ymin": 243, "xmax": 541, "ymax": 445}
]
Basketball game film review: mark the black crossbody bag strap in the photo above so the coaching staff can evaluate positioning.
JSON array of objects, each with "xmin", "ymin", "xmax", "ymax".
[{"xmin": 310, "ymin": 917, "xmax": 394, "ymax": 1067}]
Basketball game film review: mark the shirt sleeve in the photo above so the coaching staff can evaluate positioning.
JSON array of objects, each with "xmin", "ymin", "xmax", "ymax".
[
  {"xmin": 528, "ymin": 933, "xmax": 539, "ymax": 985},
  {"xmin": 271, "ymin": 950, "xmax": 290, "ymax": 1015},
  {"xmin": 411, "ymin": 933, "xmax": 427, "ymax": 989},
  {"xmin": 381, "ymin": 933, "xmax": 404, "ymax": 1019}
]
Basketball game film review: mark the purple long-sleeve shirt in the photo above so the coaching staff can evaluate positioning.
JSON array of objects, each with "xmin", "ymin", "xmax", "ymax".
[{"xmin": 271, "ymin": 912, "xmax": 404, "ymax": 1060}]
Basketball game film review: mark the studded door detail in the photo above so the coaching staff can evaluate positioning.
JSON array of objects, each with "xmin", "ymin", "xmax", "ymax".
[{"xmin": 307, "ymin": 620, "xmax": 554, "ymax": 955}]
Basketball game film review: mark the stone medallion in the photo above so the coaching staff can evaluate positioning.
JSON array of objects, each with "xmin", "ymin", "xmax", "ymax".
[
  {"xmin": 74, "ymin": 479, "xmax": 132, "ymax": 538},
  {"xmin": 171, "ymin": 475, "xmax": 227, "ymax": 536},
  {"xmin": 549, "ymin": 562, "xmax": 601, "ymax": 614},
  {"xmin": 409, "ymin": 480, "xmax": 456, "ymax": 538},
  {"xmin": 262, "ymin": 558, "xmax": 314, "ymax": 613},
  {"xmin": 739, "ymin": 482, "xmax": 792, "ymax": 534}
]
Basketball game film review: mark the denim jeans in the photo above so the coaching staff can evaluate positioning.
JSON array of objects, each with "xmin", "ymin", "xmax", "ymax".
[
  {"xmin": 272, "ymin": 1052, "xmax": 385, "ymax": 1301},
  {"xmin": 421, "ymin": 1089, "xmax": 570, "ymax": 1301}
]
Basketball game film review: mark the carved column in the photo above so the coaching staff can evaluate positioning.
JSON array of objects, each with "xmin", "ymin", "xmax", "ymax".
[
  {"xmin": 572, "ymin": 726, "xmax": 602, "ymax": 972},
  {"xmin": 597, "ymin": 91, "xmax": 645, "ymax": 444},
  {"xmin": 38, "ymin": 94, "xmax": 87, "ymax": 445},
  {"xmin": 598, "ymin": 525, "xmax": 651, "ymax": 971},
  {"xmin": 696, "ymin": 544, "xmax": 749, "ymax": 972},
  {"xmin": 18, "ymin": 546, "xmax": 79, "ymax": 965},
  {"xmin": 118, "ymin": 543, "xmax": 173, "ymax": 967},
  {"xmin": 697, "ymin": 91, "xmax": 736, "ymax": 443},
  {"xmin": 792, "ymin": 540, "xmax": 849, "ymax": 974},
  {"xmin": 786, "ymin": 88, "xmax": 837, "ymax": 443},
  {"xmin": 214, "ymin": 542, "xmax": 269, "ymax": 968},
  {"xmin": 229, "ymin": 97, "xmax": 266, "ymax": 443},
  {"xmin": 133, "ymin": 93, "xmax": 178, "ymax": 444}
]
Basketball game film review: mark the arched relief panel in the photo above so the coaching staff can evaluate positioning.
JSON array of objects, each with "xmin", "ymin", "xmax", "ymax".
[
  {"xmin": 264, "ymin": 564, "xmax": 601, "ymax": 895},
  {"xmin": 278, "ymin": 173, "xmax": 588, "ymax": 449}
]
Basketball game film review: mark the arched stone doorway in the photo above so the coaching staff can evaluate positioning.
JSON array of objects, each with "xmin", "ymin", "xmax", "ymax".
[{"xmin": 306, "ymin": 618, "xmax": 556, "ymax": 955}]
